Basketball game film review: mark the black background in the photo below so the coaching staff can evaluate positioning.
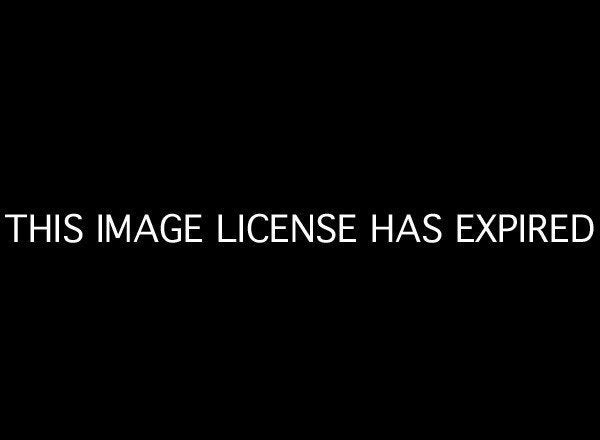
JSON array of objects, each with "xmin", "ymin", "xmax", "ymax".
[{"xmin": 1, "ymin": 6, "xmax": 597, "ymax": 434}]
